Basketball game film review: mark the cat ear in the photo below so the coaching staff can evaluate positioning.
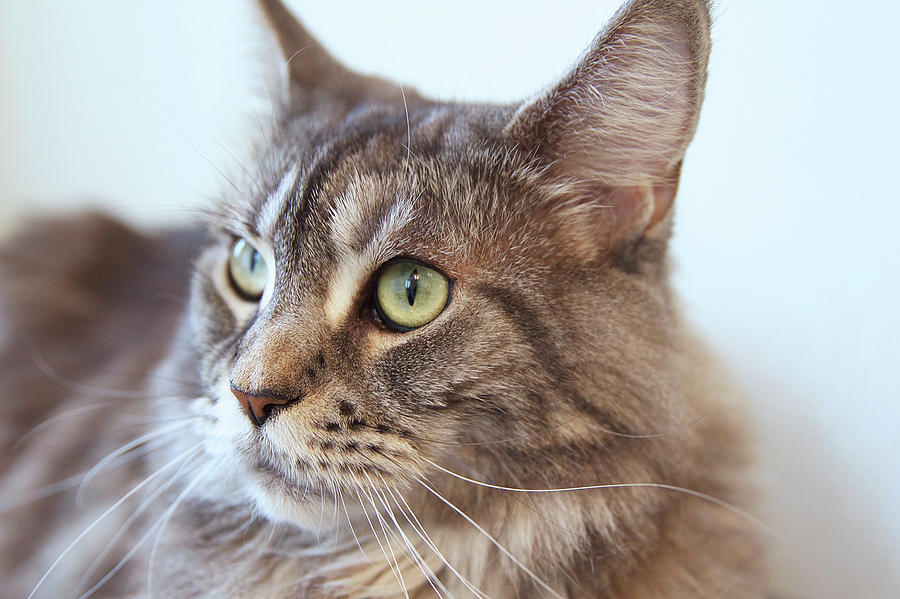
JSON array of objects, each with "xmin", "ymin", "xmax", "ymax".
[
  {"xmin": 256, "ymin": 0, "xmax": 392, "ymax": 107},
  {"xmin": 506, "ymin": 0, "xmax": 711, "ymax": 252}
]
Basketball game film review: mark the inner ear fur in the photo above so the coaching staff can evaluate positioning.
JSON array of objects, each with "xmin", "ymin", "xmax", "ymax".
[{"xmin": 507, "ymin": 0, "xmax": 712, "ymax": 253}]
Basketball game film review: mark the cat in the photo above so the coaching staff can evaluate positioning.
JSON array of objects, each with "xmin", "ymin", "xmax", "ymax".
[{"xmin": 0, "ymin": 0, "xmax": 766, "ymax": 597}]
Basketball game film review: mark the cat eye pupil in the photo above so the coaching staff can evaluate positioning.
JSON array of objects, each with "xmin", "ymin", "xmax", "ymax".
[{"xmin": 405, "ymin": 269, "xmax": 419, "ymax": 306}]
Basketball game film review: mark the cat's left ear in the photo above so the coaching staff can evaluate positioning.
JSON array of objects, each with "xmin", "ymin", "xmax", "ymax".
[
  {"xmin": 256, "ymin": 0, "xmax": 398, "ymax": 108},
  {"xmin": 506, "ymin": 0, "xmax": 711, "ymax": 254}
]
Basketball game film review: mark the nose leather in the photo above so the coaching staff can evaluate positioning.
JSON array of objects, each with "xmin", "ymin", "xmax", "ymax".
[{"xmin": 230, "ymin": 384, "xmax": 296, "ymax": 426}]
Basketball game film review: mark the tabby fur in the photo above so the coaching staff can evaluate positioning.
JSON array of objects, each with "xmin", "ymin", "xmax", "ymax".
[{"xmin": 0, "ymin": 1, "xmax": 765, "ymax": 597}]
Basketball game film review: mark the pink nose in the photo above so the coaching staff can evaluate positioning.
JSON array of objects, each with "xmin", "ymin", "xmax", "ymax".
[{"xmin": 230, "ymin": 384, "xmax": 296, "ymax": 426}]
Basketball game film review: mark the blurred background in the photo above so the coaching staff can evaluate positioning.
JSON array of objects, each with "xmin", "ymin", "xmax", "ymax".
[{"xmin": 1, "ymin": 1, "xmax": 898, "ymax": 596}]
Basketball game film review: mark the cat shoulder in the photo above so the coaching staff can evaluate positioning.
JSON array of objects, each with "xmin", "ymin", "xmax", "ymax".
[
  {"xmin": 0, "ymin": 211, "xmax": 202, "ymax": 335},
  {"xmin": 0, "ymin": 212, "xmax": 203, "ymax": 444}
]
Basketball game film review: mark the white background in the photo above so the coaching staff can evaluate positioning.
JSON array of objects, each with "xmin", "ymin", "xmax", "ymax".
[{"xmin": 1, "ymin": 1, "xmax": 898, "ymax": 596}]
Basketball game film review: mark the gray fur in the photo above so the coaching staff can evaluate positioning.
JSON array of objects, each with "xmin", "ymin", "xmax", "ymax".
[{"xmin": 0, "ymin": 1, "xmax": 765, "ymax": 597}]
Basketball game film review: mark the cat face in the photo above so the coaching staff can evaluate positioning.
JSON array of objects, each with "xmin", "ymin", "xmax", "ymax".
[{"xmin": 183, "ymin": 0, "xmax": 710, "ymax": 528}]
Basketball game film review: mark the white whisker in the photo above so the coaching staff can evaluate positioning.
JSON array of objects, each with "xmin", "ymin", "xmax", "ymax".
[
  {"xmin": 371, "ymin": 474, "xmax": 454, "ymax": 599},
  {"xmin": 75, "ymin": 453, "xmax": 200, "ymax": 595},
  {"xmin": 360, "ymin": 483, "xmax": 410, "ymax": 599},
  {"xmin": 424, "ymin": 458, "xmax": 779, "ymax": 539},
  {"xmin": 26, "ymin": 442, "xmax": 204, "ymax": 599},
  {"xmin": 146, "ymin": 463, "xmax": 216, "ymax": 597},
  {"xmin": 77, "ymin": 460, "xmax": 211, "ymax": 599},
  {"xmin": 77, "ymin": 420, "xmax": 196, "ymax": 507},
  {"xmin": 353, "ymin": 482, "xmax": 407, "ymax": 597},
  {"xmin": 12, "ymin": 401, "xmax": 140, "ymax": 452},
  {"xmin": 387, "ymin": 482, "xmax": 488, "ymax": 599},
  {"xmin": 417, "ymin": 477, "xmax": 565, "ymax": 599},
  {"xmin": 336, "ymin": 485, "xmax": 372, "ymax": 564},
  {"xmin": 400, "ymin": 83, "xmax": 412, "ymax": 168},
  {"xmin": 105, "ymin": 73, "xmax": 262, "ymax": 197},
  {"xmin": 365, "ymin": 475, "xmax": 438, "ymax": 596},
  {"xmin": 1, "ymin": 432, "xmax": 181, "ymax": 516},
  {"xmin": 168, "ymin": 115, "xmax": 244, "ymax": 196}
]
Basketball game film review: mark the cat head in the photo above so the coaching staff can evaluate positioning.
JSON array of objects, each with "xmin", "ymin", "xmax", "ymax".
[{"xmin": 184, "ymin": 0, "xmax": 711, "ymax": 528}]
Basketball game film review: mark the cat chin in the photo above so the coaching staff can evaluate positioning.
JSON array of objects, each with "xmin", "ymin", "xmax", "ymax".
[
  {"xmin": 189, "ymin": 429, "xmax": 343, "ymax": 533},
  {"xmin": 247, "ymin": 471, "xmax": 344, "ymax": 532}
]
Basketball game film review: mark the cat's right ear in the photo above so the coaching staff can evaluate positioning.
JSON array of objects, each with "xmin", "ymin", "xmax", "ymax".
[
  {"xmin": 506, "ymin": 0, "xmax": 712, "ymax": 258},
  {"xmin": 256, "ymin": 0, "xmax": 389, "ymax": 108}
]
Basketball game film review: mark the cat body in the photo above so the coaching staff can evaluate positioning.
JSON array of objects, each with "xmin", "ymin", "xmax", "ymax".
[{"xmin": 0, "ymin": 1, "xmax": 764, "ymax": 597}]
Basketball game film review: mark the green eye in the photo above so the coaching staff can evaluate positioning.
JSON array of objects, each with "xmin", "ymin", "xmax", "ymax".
[
  {"xmin": 375, "ymin": 260, "xmax": 451, "ymax": 331},
  {"xmin": 228, "ymin": 238, "xmax": 268, "ymax": 301}
]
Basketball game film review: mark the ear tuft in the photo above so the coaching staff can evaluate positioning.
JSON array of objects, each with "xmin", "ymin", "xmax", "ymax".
[
  {"xmin": 256, "ymin": 0, "xmax": 351, "ymax": 92},
  {"xmin": 256, "ymin": 0, "xmax": 402, "ymax": 108},
  {"xmin": 508, "ymin": 0, "xmax": 712, "ymax": 251}
]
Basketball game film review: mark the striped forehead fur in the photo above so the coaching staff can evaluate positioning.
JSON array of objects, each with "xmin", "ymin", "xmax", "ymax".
[
  {"xmin": 255, "ymin": 163, "xmax": 301, "ymax": 238},
  {"xmin": 324, "ymin": 181, "xmax": 416, "ymax": 325}
]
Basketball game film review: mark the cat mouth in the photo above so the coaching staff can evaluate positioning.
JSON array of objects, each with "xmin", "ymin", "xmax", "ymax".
[
  {"xmin": 245, "ymin": 450, "xmax": 416, "ymax": 533},
  {"xmin": 248, "ymin": 448, "xmax": 404, "ymax": 504}
]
